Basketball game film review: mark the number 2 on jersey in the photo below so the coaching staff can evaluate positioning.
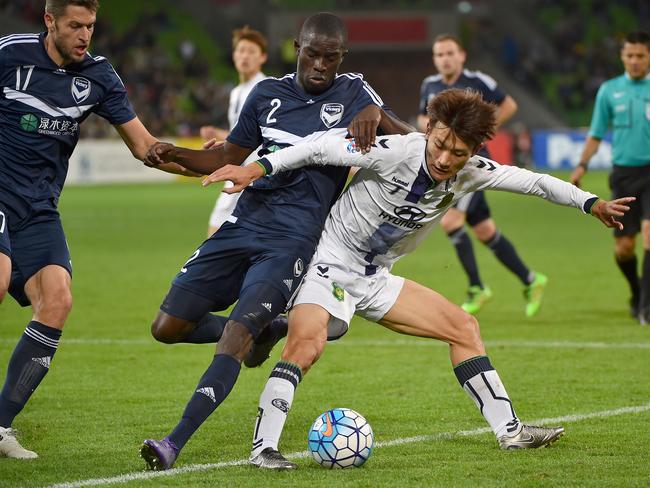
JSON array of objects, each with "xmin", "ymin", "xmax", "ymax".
[
  {"xmin": 180, "ymin": 249, "xmax": 200, "ymax": 273},
  {"xmin": 266, "ymin": 98, "xmax": 281, "ymax": 124}
]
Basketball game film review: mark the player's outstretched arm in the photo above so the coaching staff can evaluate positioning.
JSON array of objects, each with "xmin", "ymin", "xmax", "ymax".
[
  {"xmin": 202, "ymin": 134, "xmax": 390, "ymax": 190},
  {"xmin": 115, "ymin": 118, "xmax": 195, "ymax": 176},
  {"xmin": 144, "ymin": 140, "xmax": 253, "ymax": 175},
  {"xmin": 589, "ymin": 197, "xmax": 635, "ymax": 230}
]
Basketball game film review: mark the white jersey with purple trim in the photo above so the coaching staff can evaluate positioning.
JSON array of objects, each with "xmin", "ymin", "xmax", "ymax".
[{"xmin": 262, "ymin": 132, "xmax": 597, "ymax": 274}]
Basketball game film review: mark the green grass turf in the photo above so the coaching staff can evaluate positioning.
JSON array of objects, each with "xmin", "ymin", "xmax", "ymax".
[{"xmin": 1, "ymin": 172, "xmax": 649, "ymax": 487}]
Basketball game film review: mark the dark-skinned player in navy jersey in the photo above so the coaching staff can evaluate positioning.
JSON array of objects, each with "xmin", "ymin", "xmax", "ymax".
[
  {"xmin": 0, "ymin": 0, "xmax": 187, "ymax": 459},
  {"xmin": 139, "ymin": 12, "xmax": 413, "ymax": 471},
  {"xmin": 418, "ymin": 34, "xmax": 546, "ymax": 317}
]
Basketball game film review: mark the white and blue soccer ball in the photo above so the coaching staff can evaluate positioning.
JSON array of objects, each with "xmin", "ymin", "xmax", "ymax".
[{"xmin": 308, "ymin": 408, "xmax": 374, "ymax": 468}]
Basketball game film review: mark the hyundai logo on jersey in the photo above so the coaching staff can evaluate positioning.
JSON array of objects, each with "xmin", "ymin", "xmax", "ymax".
[
  {"xmin": 394, "ymin": 205, "xmax": 426, "ymax": 222},
  {"xmin": 320, "ymin": 103, "xmax": 344, "ymax": 128},
  {"xmin": 71, "ymin": 77, "xmax": 91, "ymax": 104}
]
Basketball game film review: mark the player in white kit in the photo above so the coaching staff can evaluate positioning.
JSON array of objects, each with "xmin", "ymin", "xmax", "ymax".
[
  {"xmin": 205, "ymin": 88, "xmax": 634, "ymax": 467},
  {"xmin": 202, "ymin": 26, "xmax": 267, "ymax": 236}
]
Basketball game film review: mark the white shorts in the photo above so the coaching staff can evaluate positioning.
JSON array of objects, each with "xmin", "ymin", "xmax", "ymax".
[
  {"xmin": 208, "ymin": 183, "xmax": 241, "ymax": 229},
  {"xmin": 292, "ymin": 244, "xmax": 405, "ymax": 340}
]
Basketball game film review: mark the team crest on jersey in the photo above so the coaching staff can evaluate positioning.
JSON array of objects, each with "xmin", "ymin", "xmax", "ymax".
[
  {"xmin": 71, "ymin": 77, "xmax": 91, "ymax": 104},
  {"xmin": 294, "ymin": 258, "xmax": 304, "ymax": 277},
  {"xmin": 332, "ymin": 282, "xmax": 345, "ymax": 302},
  {"xmin": 320, "ymin": 103, "xmax": 344, "ymax": 128},
  {"xmin": 646, "ymin": 102, "xmax": 650, "ymax": 122}
]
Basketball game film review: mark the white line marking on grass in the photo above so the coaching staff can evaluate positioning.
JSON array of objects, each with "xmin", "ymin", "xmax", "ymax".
[
  {"xmin": 2, "ymin": 338, "xmax": 650, "ymax": 349},
  {"xmin": 332, "ymin": 339, "xmax": 650, "ymax": 350},
  {"xmin": 46, "ymin": 402, "xmax": 650, "ymax": 488}
]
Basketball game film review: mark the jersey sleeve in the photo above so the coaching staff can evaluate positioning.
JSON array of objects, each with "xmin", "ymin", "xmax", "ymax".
[
  {"xmin": 226, "ymin": 84, "xmax": 263, "ymax": 149},
  {"xmin": 464, "ymin": 157, "xmax": 598, "ymax": 212},
  {"xmin": 258, "ymin": 134, "xmax": 404, "ymax": 175},
  {"xmin": 588, "ymin": 83, "xmax": 611, "ymax": 140},
  {"xmin": 94, "ymin": 62, "xmax": 137, "ymax": 125},
  {"xmin": 475, "ymin": 71, "xmax": 506, "ymax": 105},
  {"xmin": 358, "ymin": 76, "xmax": 385, "ymax": 108}
]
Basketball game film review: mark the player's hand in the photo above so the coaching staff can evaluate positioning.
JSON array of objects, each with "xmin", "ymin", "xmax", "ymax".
[
  {"xmin": 590, "ymin": 197, "xmax": 635, "ymax": 230},
  {"xmin": 570, "ymin": 166, "xmax": 585, "ymax": 188},
  {"xmin": 202, "ymin": 139, "xmax": 226, "ymax": 150},
  {"xmin": 202, "ymin": 163, "xmax": 265, "ymax": 193},
  {"xmin": 144, "ymin": 142, "xmax": 176, "ymax": 166},
  {"xmin": 348, "ymin": 104, "xmax": 381, "ymax": 154}
]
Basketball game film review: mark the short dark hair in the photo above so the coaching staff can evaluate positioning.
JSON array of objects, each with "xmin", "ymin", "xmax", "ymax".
[
  {"xmin": 433, "ymin": 33, "xmax": 463, "ymax": 50},
  {"xmin": 624, "ymin": 31, "xmax": 650, "ymax": 49},
  {"xmin": 232, "ymin": 25, "xmax": 267, "ymax": 54},
  {"xmin": 299, "ymin": 12, "xmax": 347, "ymax": 45},
  {"xmin": 426, "ymin": 88, "xmax": 496, "ymax": 150},
  {"xmin": 45, "ymin": 0, "xmax": 99, "ymax": 18}
]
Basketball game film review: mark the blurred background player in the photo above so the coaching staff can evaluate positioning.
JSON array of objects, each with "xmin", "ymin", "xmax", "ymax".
[
  {"xmin": 571, "ymin": 31, "xmax": 650, "ymax": 325},
  {"xmin": 0, "ymin": 0, "xmax": 184, "ymax": 459},
  {"xmin": 200, "ymin": 26, "xmax": 268, "ymax": 237},
  {"xmin": 417, "ymin": 34, "xmax": 547, "ymax": 317}
]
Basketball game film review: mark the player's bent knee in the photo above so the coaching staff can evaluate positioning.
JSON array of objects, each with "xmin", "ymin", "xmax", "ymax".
[
  {"xmin": 456, "ymin": 313, "xmax": 483, "ymax": 351},
  {"xmin": 217, "ymin": 321, "xmax": 254, "ymax": 360},
  {"xmin": 445, "ymin": 311, "xmax": 481, "ymax": 345},
  {"xmin": 150, "ymin": 312, "xmax": 191, "ymax": 344},
  {"xmin": 37, "ymin": 289, "xmax": 73, "ymax": 323}
]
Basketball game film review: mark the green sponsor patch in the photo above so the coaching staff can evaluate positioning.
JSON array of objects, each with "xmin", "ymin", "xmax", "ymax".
[
  {"xmin": 20, "ymin": 113, "xmax": 38, "ymax": 132},
  {"xmin": 332, "ymin": 282, "xmax": 345, "ymax": 302}
]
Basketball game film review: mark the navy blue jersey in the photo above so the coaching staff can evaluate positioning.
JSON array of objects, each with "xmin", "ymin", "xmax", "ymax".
[
  {"xmin": 419, "ymin": 69, "xmax": 506, "ymax": 158},
  {"xmin": 0, "ymin": 32, "xmax": 136, "ymax": 211},
  {"xmin": 226, "ymin": 72, "xmax": 384, "ymax": 243}
]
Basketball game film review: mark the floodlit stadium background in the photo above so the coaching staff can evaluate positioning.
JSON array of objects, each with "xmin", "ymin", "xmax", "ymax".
[{"xmin": 2, "ymin": 0, "xmax": 648, "ymax": 183}]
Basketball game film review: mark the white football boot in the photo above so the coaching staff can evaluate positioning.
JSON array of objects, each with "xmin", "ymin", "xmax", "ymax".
[{"xmin": 0, "ymin": 427, "xmax": 38, "ymax": 459}]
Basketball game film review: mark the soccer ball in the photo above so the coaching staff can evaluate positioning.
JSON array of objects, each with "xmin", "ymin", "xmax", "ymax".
[{"xmin": 308, "ymin": 408, "xmax": 374, "ymax": 468}]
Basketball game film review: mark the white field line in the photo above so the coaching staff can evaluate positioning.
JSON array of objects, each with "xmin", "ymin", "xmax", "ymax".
[
  {"xmin": 46, "ymin": 402, "xmax": 650, "ymax": 488},
  {"xmin": 2, "ymin": 337, "xmax": 650, "ymax": 349}
]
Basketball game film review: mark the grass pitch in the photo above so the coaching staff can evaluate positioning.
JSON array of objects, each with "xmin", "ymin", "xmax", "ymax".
[{"xmin": 1, "ymin": 171, "xmax": 649, "ymax": 487}]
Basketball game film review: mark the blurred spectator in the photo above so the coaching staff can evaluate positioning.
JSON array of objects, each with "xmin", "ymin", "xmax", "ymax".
[{"xmin": 0, "ymin": 2, "xmax": 232, "ymax": 137}]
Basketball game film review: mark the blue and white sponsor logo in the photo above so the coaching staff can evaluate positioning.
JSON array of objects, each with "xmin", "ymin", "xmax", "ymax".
[
  {"xmin": 272, "ymin": 398, "xmax": 289, "ymax": 413},
  {"xmin": 71, "ymin": 77, "xmax": 91, "ymax": 104},
  {"xmin": 346, "ymin": 138, "xmax": 360, "ymax": 153},
  {"xmin": 532, "ymin": 130, "xmax": 612, "ymax": 170},
  {"xmin": 320, "ymin": 103, "xmax": 344, "ymax": 128}
]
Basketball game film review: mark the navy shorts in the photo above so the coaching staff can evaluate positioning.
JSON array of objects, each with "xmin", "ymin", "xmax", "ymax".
[
  {"xmin": 454, "ymin": 190, "xmax": 491, "ymax": 227},
  {"xmin": 0, "ymin": 201, "xmax": 72, "ymax": 307},
  {"xmin": 609, "ymin": 164, "xmax": 650, "ymax": 237},
  {"xmin": 161, "ymin": 222, "xmax": 315, "ymax": 337}
]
